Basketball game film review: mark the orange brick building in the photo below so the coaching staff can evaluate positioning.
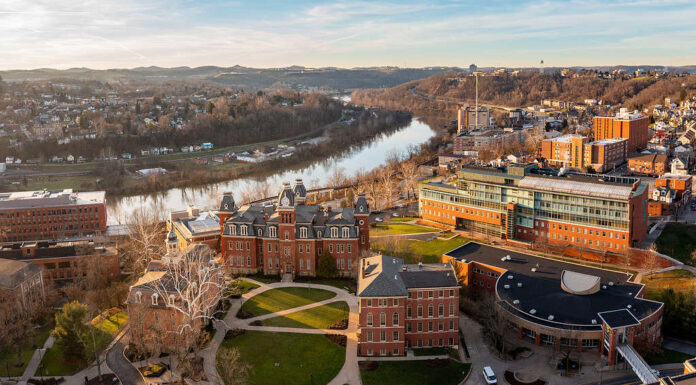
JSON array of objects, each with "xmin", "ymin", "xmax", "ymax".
[
  {"xmin": 541, "ymin": 135, "xmax": 627, "ymax": 172},
  {"xmin": 0, "ymin": 190, "xmax": 106, "ymax": 242},
  {"xmin": 593, "ymin": 108, "xmax": 649, "ymax": 153},
  {"xmin": 419, "ymin": 164, "xmax": 649, "ymax": 251},
  {"xmin": 357, "ymin": 255, "xmax": 459, "ymax": 356},
  {"xmin": 628, "ymin": 154, "xmax": 668, "ymax": 176},
  {"xmin": 655, "ymin": 174, "xmax": 692, "ymax": 198}
]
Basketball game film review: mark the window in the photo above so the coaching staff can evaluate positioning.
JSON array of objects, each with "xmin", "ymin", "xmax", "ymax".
[
  {"xmin": 246, "ymin": 255, "xmax": 250, "ymax": 266},
  {"xmin": 367, "ymin": 313, "xmax": 373, "ymax": 326},
  {"xmin": 380, "ymin": 331, "xmax": 386, "ymax": 342},
  {"xmin": 240, "ymin": 225, "xmax": 248, "ymax": 236},
  {"xmin": 407, "ymin": 306, "xmax": 412, "ymax": 318},
  {"xmin": 449, "ymin": 320, "xmax": 454, "ymax": 330},
  {"xmin": 306, "ymin": 259, "xmax": 311, "ymax": 270},
  {"xmin": 393, "ymin": 312, "xmax": 399, "ymax": 325},
  {"xmin": 299, "ymin": 259, "xmax": 304, "ymax": 269},
  {"xmin": 342, "ymin": 227, "xmax": 349, "ymax": 238},
  {"xmin": 366, "ymin": 331, "xmax": 372, "ymax": 342},
  {"xmin": 300, "ymin": 227, "xmax": 308, "ymax": 238},
  {"xmin": 393, "ymin": 298, "xmax": 398, "ymax": 306},
  {"xmin": 438, "ymin": 303, "xmax": 444, "ymax": 316},
  {"xmin": 393, "ymin": 331, "xmax": 399, "ymax": 341},
  {"xmin": 230, "ymin": 225, "xmax": 236, "ymax": 235},
  {"xmin": 417, "ymin": 305, "xmax": 423, "ymax": 317},
  {"xmin": 417, "ymin": 322, "xmax": 422, "ymax": 332},
  {"xmin": 269, "ymin": 227, "xmax": 277, "ymax": 238},
  {"xmin": 331, "ymin": 227, "xmax": 338, "ymax": 238},
  {"xmin": 449, "ymin": 303, "xmax": 454, "ymax": 316},
  {"xmin": 284, "ymin": 231, "xmax": 289, "ymax": 240},
  {"xmin": 151, "ymin": 293, "xmax": 158, "ymax": 306},
  {"xmin": 380, "ymin": 313, "xmax": 386, "ymax": 326},
  {"xmin": 428, "ymin": 304, "xmax": 433, "ymax": 317}
]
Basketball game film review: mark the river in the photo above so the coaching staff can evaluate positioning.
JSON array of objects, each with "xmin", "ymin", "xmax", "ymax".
[{"xmin": 106, "ymin": 117, "xmax": 436, "ymax": 224}]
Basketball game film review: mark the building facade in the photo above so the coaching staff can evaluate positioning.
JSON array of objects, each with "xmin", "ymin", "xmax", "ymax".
[
  {"xmin": 168, "ymin": 206, "xmax": 220, "ymax": 252},
  {"xmin": 0, "ymin": 190, "xmax": 106, "ymax": 242},
  {"xmin": 454, "ymin": 129, "xmax": 524, "ymax": 155},
  {"xmin": 357, "ymin": 254, "xmax": 459, "ymax": 357},
  {"xmin": 0, "ymin": 258, "xmax": 45, "ymax": 311},
  {"xmin": 0, "ymin": 240, "xmax": 119, "ymax": 284},
  {"xmin": 444, "ymin": 243, "xmax": 663, "ymax": 367},
  {"xmin": 219, "ymin": 180, "xmax": 370, "ymax": 277},
  {"xmin": 593, "ymin": 109, "xmax": 649, "ymax": 153},
  {"xmin": 457, "ymin": 105, "xmax": 491, "ymax": 133},
  {"xmin": 628, "ymin": 154, "xmax": 668, "ymax": 176},
  {"xmin": 541, "ymin": 134, "xmax": 627, "ymax": 172},
  {"xmin": 419, "ymin": 164, "xmax": 648, "ymax": 251}
]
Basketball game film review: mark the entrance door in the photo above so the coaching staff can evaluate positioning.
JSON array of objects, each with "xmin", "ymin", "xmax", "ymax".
[{"xmin": 285, "ymin": 262, "xmax": 292, "ymax": 273}]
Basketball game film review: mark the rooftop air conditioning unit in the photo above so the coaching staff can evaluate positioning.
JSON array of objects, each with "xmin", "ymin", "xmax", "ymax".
[
  {"xmin": 548, "ymin": 315, "xmax": 554, "ymax": 321},
  {"xmin": 602, "ymin": 285, "xmax": 607, "ymax": 290},
  {"xmin": 513, "ymin": 299, "xmax": 520, "ymax": 305},
  {"xmin": 531, "ymin": 268, "xmax": 537, "ymax": 272},
  {"xmin": 609, "ymin": 282, "xmax": 614, "ymax": 286},
  {"xmin": 504, "ymin": 284, "xmax": 510, "ymax": 289},
  {"xmin": 530, "ymin": 309, "xmax": 537, "ymax": 315},
  {"xmin": 592, "ymin": 319, "xmax": 597, "ymax": 324},
  {"xmin": 517, "ymin": 282, "xmax": 523, "ymax": 287},
  {"xmin": 508, "ymin": 275, "xmax": 514, "ymax": 280}
]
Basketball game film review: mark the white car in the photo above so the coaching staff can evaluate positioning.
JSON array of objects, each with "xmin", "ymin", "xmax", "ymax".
[
  {"xmin": 482, "ymin": 366, "xmax": 497, "ymax": 384},
  {"xmin": 375, "ymin": 218, "xmax": 383, "ymax": 222},
  {"xmin": 392, "ymin": 213, "xmax": 400, "ymax": 217}
]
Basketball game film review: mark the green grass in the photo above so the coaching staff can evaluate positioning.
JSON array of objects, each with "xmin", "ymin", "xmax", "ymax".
[
  {"xmin": 644, "ymin": 348, "xmax": 694, "ymax": 365},
  {"xmin": 241, "ymin": 287, "xmax": 336, "ymax": 317},
  {"xmin": 371, "ymin": 235, "xmax": 471, "ymax": 263},
  {"xmin": 217, "ymin": 331, "xmax": 345, "ymax": 385},
  {"xmin": 0, "ymin": 175, "xmax": 97, "ymax": 193},
  {"xmin": 360, "ymin": 359, "xmax": 471, "ymax": 385},
  {"xmin": 262, "ymin": 301, "xmax": 349, "ymax": 329},
  {"xmin": 412, "ymin": 347, "xmax": 459, "ymax": 359},
  {"xmin": 371, "ymin": 223, "xmax": 439, "ymax": 236},
  {"xmin": 655, "ymin": 222, "xmax": 696, "ymax": 264},
  {"xmin": 233, "ymin": 280, "xmax": 261, "ymax": 294},
  {"xmin": 293, "ymin": 278, "xmax": 357, "ymax": 293},
  {"xmin": 0, "ymin": 325, "xmax": 53, "ymax": 377},
  {"xmin": 643, "ymin": 269, "xmax": 696, "ymax": 300},
  {"xmin": 389, "ymin": 217, "xmax": 419, "ymax": 223},
  {"xmin": 40, "ymin": 310, "xmax": 127, "ymax": 376}
]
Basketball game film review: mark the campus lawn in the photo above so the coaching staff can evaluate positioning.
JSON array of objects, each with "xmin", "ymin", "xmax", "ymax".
[
  {"xmin": 644, "ymin": 348, "xmax": 694, "ymax": 365},
  {"xmin": 360, "ymin": 359, "xmax": 471, "ymax": 385},
  {"xmin": 240, "ymin": 287, "xmax": 336, "ymax": 317},
  {"xmin": 40, "ymin": 310, "xmax": 128, "ymax": 376},
  {"xmin": 371, "ymin": 223, "xmax": 440, "ymax": 236},
  {"xmin": 233, "ymin": 280, "xmax": 261, "ymax": 294},
  {"xmin": 371, "ymin": 235, "xmax": 471, "ymax": 264},
  {"xmin": 412, "ymin": 347, "xmax": 459, "ymax": 359},
  {"xmin": 643, "ymin": 269, "xmax": 696, "ymax": 300},
  {"xmin": 655, "ymin": 222, "xmax": 696, "ymax": 264},
  {"xmin": 217, "ymin": 331, "xmax": 345, "ymax": 385},
  {"xmin": 389, "ymin": 217, "xmax": 419, "ymax": 223},
  {"xmin": 0, "ymin": 325, "xmax": 53, "ymax": 377},
  {"xmin": 262, "ymin": 301, "xmax": 349, "ymax": 329},
  {"xmin": 293, "ymin": 277, "xmax": 357, "ymax": 293}
]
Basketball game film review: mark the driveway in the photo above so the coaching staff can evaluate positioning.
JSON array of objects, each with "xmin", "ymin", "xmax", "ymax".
[{"xmin": 106, "ymin": 336, "xmax": 145, "ymax": 385}]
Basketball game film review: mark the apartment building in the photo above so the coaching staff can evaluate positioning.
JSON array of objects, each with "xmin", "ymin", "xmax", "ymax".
[
  {"xmin": 454, "ymin": 129, "xmax": 524, "ymax": 155},
  {"xmin": 457, "ymin": 104, "xmax": 491, "ymax": 132},
  {"xmin": 419, "ymin": 164, "xmax": 648, "ymax": 251},
  {"xmin": 594, "ymin": 108, "xmax": 649, "ymax": 153},
  {"xmin": 628, "ymin": 154, "xmax": 668, "ymax": 176},
  {"xmin": 541, "ymin": 134, "xmax": 627, "ymax": 172},
  {"xmin": 357, "ymin": 254, "xmax": 459, "ymax": 356},
  {"xmin": 0, "ymin": 258, "xmax": 45, "ymax": 311},
  {"xmin": 0, "ymin": 189, "xmax": 106, "ymax": 242},
  {"xmin": 219, "ymin": 179, "xmax": 370, "ymax": 277}
]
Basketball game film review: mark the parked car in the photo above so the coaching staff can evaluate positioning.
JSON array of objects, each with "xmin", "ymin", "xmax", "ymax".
[
  {"xmin": 482, "ymin": 366, "xmax": 497, "ymax": 384},
  {"xmin": 375, "ymin": 218, "xmax": 383, "ymax": 222},
  {"xmin": 392, "ymin": 213, "xmax": 400, "ymax": 217}
]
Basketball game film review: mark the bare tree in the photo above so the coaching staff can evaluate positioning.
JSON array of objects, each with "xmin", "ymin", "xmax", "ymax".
[
  {"xmin": 399, "ymin": 161, "xmax": 420, "ymax": 200},
  {"xmin": 378, "ymin": 167, "xmax": 398, "ymax": 209},
  {"xmin": 358, "ymin": 177, "xmax": 381, "ymax": 211},
  {"xmin": 122, "ymin": 206, "xmax": 165, "ymax": 275},
  {"xmin": 217, "ymin": 348, "xmax": 250, "ymax": 385},
  {"xmin": 148, "ymin": 246, "xmax": 224, "ymax": 378},
  {"xmin": 330, "ymin": 165, "xmax": 347, "ymax": 188}
]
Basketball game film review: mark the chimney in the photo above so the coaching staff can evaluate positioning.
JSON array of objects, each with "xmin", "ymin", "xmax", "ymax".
[{"xmin": 327, "ymin": 206, "xmax": 332, "ymax": 212}]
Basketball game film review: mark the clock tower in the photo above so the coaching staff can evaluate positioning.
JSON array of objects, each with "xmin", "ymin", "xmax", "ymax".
[{"xmin": 277, "ymin": 182, "xmax": 296, "ymax": 276}]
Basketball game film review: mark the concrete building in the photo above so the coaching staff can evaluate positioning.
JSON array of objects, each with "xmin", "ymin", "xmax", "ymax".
[
  {"xmin": 454, "ymin": 129, "xmax": 524, "ymax": 155},
  {"xmin": 219, "ymin": 179, "xmax": 370, "ymax": 277},
  {"xmin": 0, "ymin": 189, "xmax": 106, "ymax": 242},
  {"xmin": 593, "ymin": 108, "xmax": 649, "ymax": 153},
  {"xmin": 357, "ymin": 254, "xmax": 459, "ymax": 356},
  {"xmin": 628, "ymin": 154, "xmax": 668, "ymax": 176},
  {"xmin": 419, "ymin": 164, "xmax": 648, "ymax": 250},
  {"xmin": 168, "ymin": 206, "xmax": 220, "ymax": 252},
  {"xmin": 541, "ymin": 134, "xmax": 627, "ymax": 172},
  {"xmin": 445, "ymin": 243, "xmax": 663, "ymax": 374},
  {"xmin": 457, "ymin": 104, "xmax": 491, "ymax": 133}
]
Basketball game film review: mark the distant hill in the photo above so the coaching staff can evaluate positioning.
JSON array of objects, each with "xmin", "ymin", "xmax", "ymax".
[
  {"xmin": 351, "ymin": 69, "xmax": 696, "ymax": 115},
  {"xmin": 0, "ymin": 65, "xmax": 461, "ymax": 91}
]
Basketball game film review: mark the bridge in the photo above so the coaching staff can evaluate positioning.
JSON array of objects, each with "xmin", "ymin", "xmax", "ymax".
[{"xmin": 616, "ymin": 343, "xmax": 659, "ymax": 384}]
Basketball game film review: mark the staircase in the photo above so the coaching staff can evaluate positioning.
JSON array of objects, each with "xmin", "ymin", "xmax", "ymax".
[
  {"xmin": 616, "ymin": 343, "xmax": 659, "ymax": 384},
  {"xmin": 281, "ymin": 273, "xmax": 294, "ymax": 283}
]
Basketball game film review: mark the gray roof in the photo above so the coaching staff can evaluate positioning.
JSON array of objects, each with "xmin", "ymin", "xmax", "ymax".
[
  {"xmin": 0, "ymin": 258, "xmax": 41, "ymax": 289},
  {"xmin": 358, "ymin": 255, "xmax": 458, "ymax": 297},
  {"xmin": 0, "ymin": 190, "xmax": 104, "ymax": 210}
]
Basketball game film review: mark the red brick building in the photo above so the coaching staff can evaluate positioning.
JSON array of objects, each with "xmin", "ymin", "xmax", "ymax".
[
  {"xmin": 219, "ymin": 180, "xmax": 370, "ymax": 277},
  {"xmin": 0, "ymin": 258, "xmax": 45, "ymax": 311},
  {"xmin": 0, "ymin": 190, "xmax": 106, "ymax": 242},
  {"xmin": 357, "ymin": 254, "xmax": 459, "ymax": 356},
  {"xmin": 444, "ymin": 243, "xmax": 663, "ymax": 368},
  {"xmin": 628, "ymin": 154, "xmax": 668, "ymax": 176},
  {"xmin": 593, "ymin": 109, "xmax": 649, "ymax": 153}
]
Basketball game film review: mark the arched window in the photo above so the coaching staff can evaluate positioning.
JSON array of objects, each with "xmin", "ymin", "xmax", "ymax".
[
  {"xmin": 317, "ymin": 231, "xmax": 322, "ymax": 238},
  {"xmin": 151, "ymin": 293, "xmax": 159, "ymax": 306},
  {"xmin": 257, "ymin": 228, "xmax": 263, "ymax": 236},
  {"xmin": 135, "ymin": 291, "xmax": 142, "ymax": 303}
]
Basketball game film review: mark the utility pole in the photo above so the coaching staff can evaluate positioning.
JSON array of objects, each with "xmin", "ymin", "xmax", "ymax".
[{"xmin": 475, "ymin": 73, "xmax": 479, "ymax": 130}]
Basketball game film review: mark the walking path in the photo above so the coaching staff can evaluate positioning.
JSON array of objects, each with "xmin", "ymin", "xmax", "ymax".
[
  {"xmin": 663, "ymin": 337, "xmax": 696, "ymax": 356},
  {"xmin": 106, "ymin": 331, "xmax": 145, "ymax": 385},
  {"xmin": 201, "ymin": 278, "xmax": 362, "ymax": 385},
  {"xmin": 17, "ymin": 336, "xmax": 55, "ymax": 385}
]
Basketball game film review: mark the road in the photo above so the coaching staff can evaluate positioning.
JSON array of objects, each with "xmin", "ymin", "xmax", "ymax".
[
  {"xmin": 581, "ymin": 368, "xmax": 683, "ymax": 385},
  {"xmin": 106, "ymin": 337, "xmax": 145, "ymax": 385}
]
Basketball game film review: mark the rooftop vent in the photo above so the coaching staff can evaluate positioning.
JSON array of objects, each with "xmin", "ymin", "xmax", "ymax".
[
  {"xmin": 609, "ymin": 281, "xmax": 615, "ymax": 286},
  {"xmin": 508, "ymin": 275, "xmax": 514, "ymax": 280},
  {"xmin": 628, "ymin": 292, "xmax": 633, "ymax": 296},
  {"xmin": 592, "ymin": 319, "xmax": 597, "ymax": 325},
  {"xmin": 627, "ymin": 304, "xmax": 632, "ymax": 309},
  {"xmin": 530, "ymin": 309, "xmax": 537, "ymax": 315},
  {"xmin": 517, "ymin": 282, "xmax": 523, "ymax": 288},
  {"xmin": 513, "ymin": 299, "xmax": 520, "ymax": 305},
  {"xmin": 504, "ymin": 284, "xmax": 510, "ymax": 289},
  {"xmin": 548, "ymin": 315, "xmax": 554, "ymax": 321},
  {"xmin": 602, "ymin": 285, "xmax": 607, "ymax": 290},
  {"xmin": 531, "ymin": 268, "xmax": 537, "ymax": 272}
]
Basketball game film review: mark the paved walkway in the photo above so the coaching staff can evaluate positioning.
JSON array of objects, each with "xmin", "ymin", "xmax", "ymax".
[
  {"xmin": 201, "ymin": 278, "xmax": 362, "ymax": 385},
  {"xmin": 17, "ymin": 336, "xmax": 55, "ymax": 384},
  {"xmin": 663, "ymin": 337, "xmax": 696, "ymax": 356},
  {"xmin": 106, "ymin": 332, "xmax": 145, "ymax": 385}
]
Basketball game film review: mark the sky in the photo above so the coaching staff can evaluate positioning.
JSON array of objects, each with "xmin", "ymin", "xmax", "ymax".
[{"xmin": 1, "ymin": 0, "xmax": 696, "ymax": 70}]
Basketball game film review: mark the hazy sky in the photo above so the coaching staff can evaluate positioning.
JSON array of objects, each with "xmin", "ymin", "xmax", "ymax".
[{"xmin": 2, "ymin": 0, "xmax": 696, "ymax": 70}]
